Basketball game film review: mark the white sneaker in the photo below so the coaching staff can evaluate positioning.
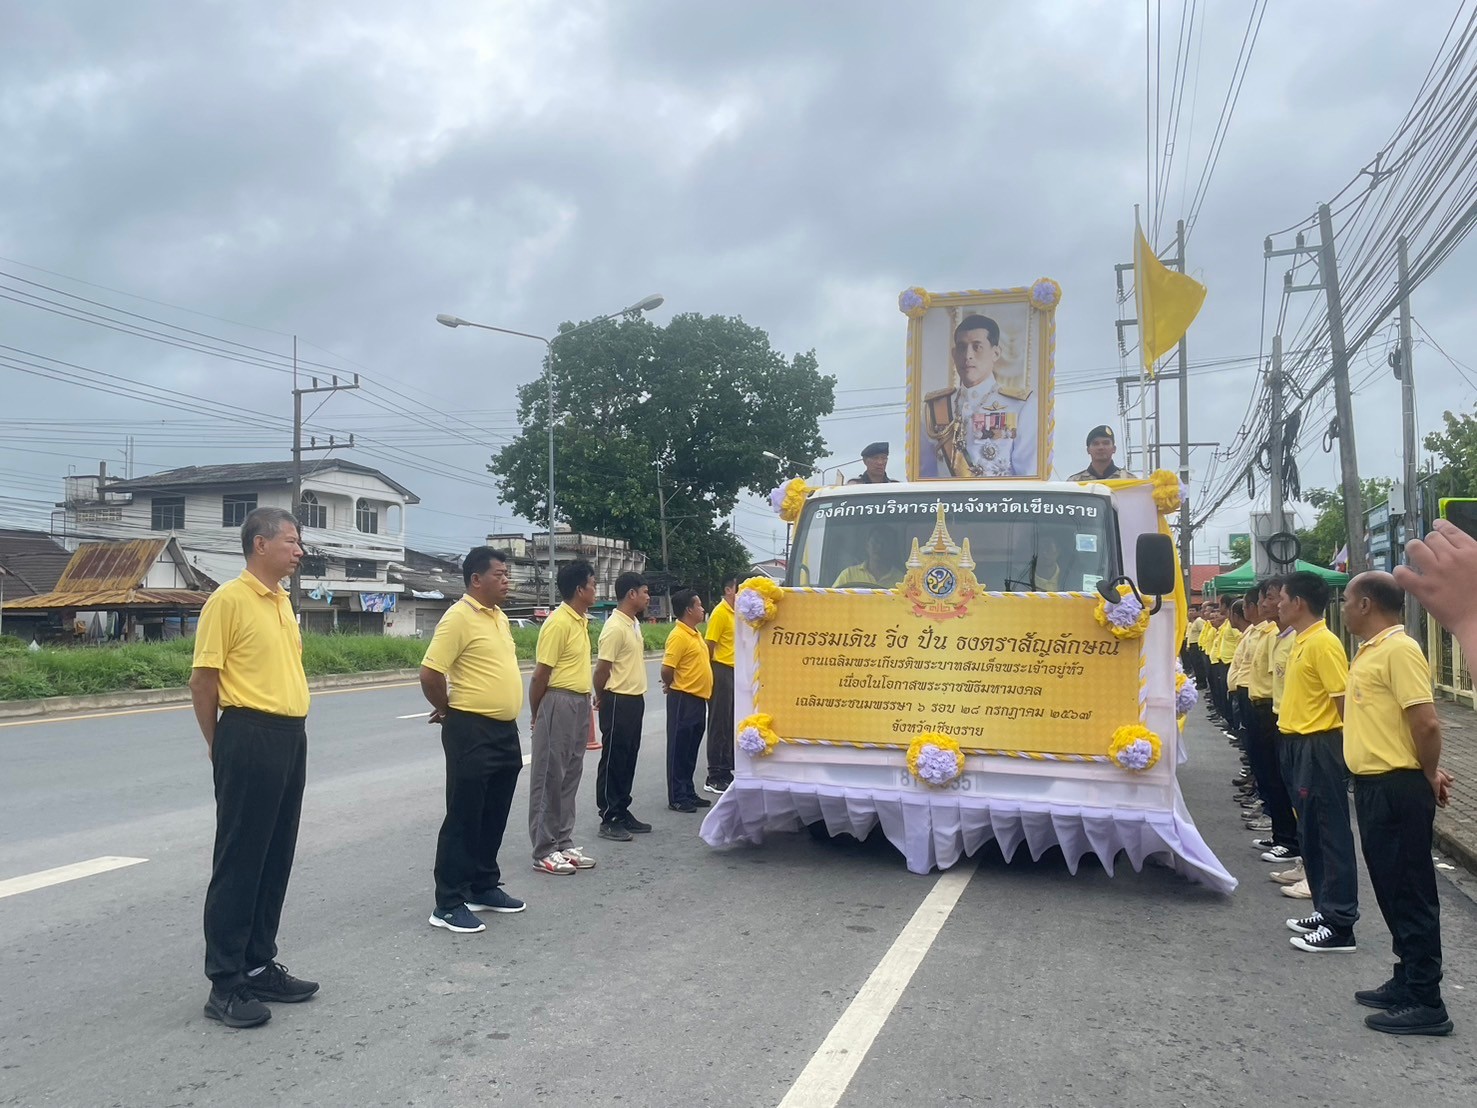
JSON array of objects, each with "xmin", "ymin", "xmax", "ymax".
[
  {"xmin": 1270, "ymin": 861, "xmax": 1305, "ymax": 886},
  {"xmin": 1281, "ymin": 877, "xmax": 1312, "ymax": 899},
  {"xmin": 533, "ymin": 851, "xmax": 576, "ymax": 876},
  {"xmin": 561, "ymin": 846, "xmax": 596, "ymax": 870}
]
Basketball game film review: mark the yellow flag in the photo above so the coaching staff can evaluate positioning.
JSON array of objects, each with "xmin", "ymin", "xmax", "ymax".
[{"xmin": 1134, "ymin": 223, "xmax": 1206, "ymax": 376}]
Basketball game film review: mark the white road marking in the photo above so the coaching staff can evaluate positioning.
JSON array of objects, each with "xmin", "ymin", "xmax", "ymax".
[
  {"xmin": 0, "ymin": 856, "xmax": 148, "ymax": 900},
  {"xmin": 776, "ymin": 864, "xmax": 978, "ymax": 1108}
]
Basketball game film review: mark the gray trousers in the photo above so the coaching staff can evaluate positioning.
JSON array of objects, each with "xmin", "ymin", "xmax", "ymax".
[{"xmin": 529, "ymin": 687, "xmax": 589, "ymax": 860}]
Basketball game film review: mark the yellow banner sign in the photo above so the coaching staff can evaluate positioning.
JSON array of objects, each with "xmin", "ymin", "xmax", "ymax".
[{"xmin": 755, "ymin": 590, "xmax": 1142, "ymax": 756}]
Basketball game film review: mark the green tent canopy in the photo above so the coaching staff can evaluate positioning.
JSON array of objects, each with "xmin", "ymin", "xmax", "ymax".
[{"xmin": 1203, "ymin": 560, "xmax": 1349, "ymax": 597}]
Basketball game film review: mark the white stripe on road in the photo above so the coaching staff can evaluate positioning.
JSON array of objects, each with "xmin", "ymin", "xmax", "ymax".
[
  {"xmin": 776, "ymin": 864, "xmax": 978, "ymax": 1108},
  {"xmin": 0, "ymin": 856, "xmax": 148, "ymax": 900},
  {"xmin": 396, "ymin": 712, "xmax": 428, "ymax": 719}
]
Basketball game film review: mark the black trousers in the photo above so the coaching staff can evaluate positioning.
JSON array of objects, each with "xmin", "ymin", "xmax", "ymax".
[
  {"xmin": 666, "ymin": 689, "xmax": 708, "ymax": 805},
  {"xmin": 706, "ymin": 663, "xmax": 735, "ymax": 787},
  {"xmin": 1355, "ymin": 770, "xmax": 1444, "ymax": 1006},
  {"xmin": 1209, "ymin": 662, "xmax": 1230, "ymax": 721},
  {"xmin": 1287, "ymin": 729, "xmax": 1360, "ymax": 931},
  {"xmin": 204, "ymin": 708, "xmax": 307, "ymax": 989},
  {"xmin": 1249, "ymin": 700, "xmax": 1298, "ymax": 849},
  {"xmin": 434, "ymin": 709, "xmax": 522, "ymax": 909},
  {"xmin": 1190, "ymin": 645, "xmax": 1210, "ymax": 694},
  {"xmin": 595, "ymin": 692, "xmax": 645, "ymax": 823}
]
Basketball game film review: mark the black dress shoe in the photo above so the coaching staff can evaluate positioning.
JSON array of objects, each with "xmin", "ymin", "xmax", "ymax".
[{"xmin": 668, "ymin": 802, "xmax": 697, "ymax": 813}]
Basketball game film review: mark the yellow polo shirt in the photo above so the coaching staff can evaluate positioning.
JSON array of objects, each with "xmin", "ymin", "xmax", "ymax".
[
  {"xmin": 535, "ymin": 602, "xmax": 593, "ymax": 694},
  {"xmin": 831, "ymin": 563, "xmax": 903, "ymax": 588},
  {"xmin": 193, "ymin": 571, "xmax": 310, "ymax": 718},
  {"xmin": 1198, "ymin": 619, "xmax": 1219, "ymax": 651},
  {"xmin": 705, "ymin": 599, "xmax": 736, "ymax": 668},
  {"xmin": 663, "ymin": 620, "xmax": 713, "ymax": 699},
  {"xmin": 1226, "ymin": 627, "xmax": 1258, "ymax": 691},
  {"xmin": 1345, "ymin": 627, "xmax": 1433, "ymax": 775},
  {"xmin": 1271, "ymin": 628, "xmax": 1296, "ymax": 713},
  {"xmin": 1213, "ymin": 622, "xmax": 1242, "ymax": 664},
  {"xmin": 421, "ymin": 596, "xmax": 523, "ymax": 720},
  {"xmin": 1279, "ymin": 620, "xmax": 1348, "ymax": 735},
  {"xmin": 596, "ymin": 608, "xmax": 648, "ymax": 696},
  {"xmin": 1187, "ymin": 617, "xmax": 1204, "ymax": 647},
  {"xmin": 1248, "ymin": 621, "xmax": 1277, "ymax": 701}
]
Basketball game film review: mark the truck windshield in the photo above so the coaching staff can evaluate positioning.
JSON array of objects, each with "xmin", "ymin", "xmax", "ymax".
[{"xmin": 789, "ymin": 490, "xmax": 1118, "ymax": 593}]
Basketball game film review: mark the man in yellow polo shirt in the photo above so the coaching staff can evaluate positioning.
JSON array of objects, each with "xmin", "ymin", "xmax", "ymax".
[
  {"xmin": 420, "ymin": 547, "xmax": 527, "ymax": 934},
  {"xmin": 528, "ymin": 560, "xmax": 598, "ymax": 875},
  {"xmin": 663, "ymin": 589, "xmax": 713, "ymax": 813},
  {"xmin": 1278, "ymin": 570, "xmax": 1357, "ymax": 954},
  {"xmin": 704, "ymin": 575, "xmax": 738, "ymax": 795},
  {"xmin": 1244, "ymin": 579, "xmax": 1299, "ymax": 862},
  {"xmin": 1199, "ymin": 598, "xmax": 1226, "ymax": 724},
  {"xmin": 190, "ymin": 507, "xmax": 317, "ymax": 1029},
  {"xmin": 1211, "ymin": 599, "xmax": 1240, "ymax": 729},
  {"xmin": 1342, "ymin": 571, "xmax": 1453, "ymax": 1036},
  {"xmin": 594, "ymin": 572, "xmax": 652, "ymax": 843}
]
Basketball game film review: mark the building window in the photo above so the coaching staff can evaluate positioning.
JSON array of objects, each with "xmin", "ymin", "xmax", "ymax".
[
  {"xmin": 151, "ymin": 496, "xmax": 185, "ymax": 531},
  {"xmin": 355, "ymin": 498, "xmax": 378, "ymax": 534},
  {"xmin": 386, "ymin": 504, "xmax": 402, "ymax": 534},
  {"xmin": 222, "ymin": 493, "xmax": 258, "ymax": 527},
  {"xmin": 345, "ymin": 558, "xmax": 376, "ymax": 580},
  {"xmin": 300, "ymin": 555, "xmax": 327, "ymax": 578},
  {"xmin": 297, "ymin": 491, "xmax": 327, "ymax": 530}
]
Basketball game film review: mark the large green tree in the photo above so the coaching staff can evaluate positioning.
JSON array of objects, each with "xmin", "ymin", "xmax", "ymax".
[
  {"xmin": 1295, "ymin": 477, "xmax": 1393, "ymax": 568},
  {"xmin": 490, "ymin": 312, "xmax": 836, "ymax": 596},
  {"xmin": 1424, "ymin": 404, "xmax": 1477, "ymax": 498}
]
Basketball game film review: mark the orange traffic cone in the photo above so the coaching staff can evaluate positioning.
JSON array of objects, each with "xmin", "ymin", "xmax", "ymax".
[{"xmin": 586, "ymin": 704, "xmax": 602, "ymax": 750}]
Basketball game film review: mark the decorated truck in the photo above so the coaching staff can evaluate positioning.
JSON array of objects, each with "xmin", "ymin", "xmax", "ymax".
[{"xmin": 700, "ymin": 281, "xmax": 1234, "ymax": 892}]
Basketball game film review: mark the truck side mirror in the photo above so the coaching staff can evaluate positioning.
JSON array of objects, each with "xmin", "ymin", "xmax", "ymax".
[{"xmin": 1136, "ymin": 533, "xmax": 1177, "ymax": 598}]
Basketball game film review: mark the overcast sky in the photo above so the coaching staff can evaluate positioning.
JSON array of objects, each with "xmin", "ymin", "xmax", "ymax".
[{"xmin": 2, "ymin": 0, "xmax": 1474, "ymax": 564}]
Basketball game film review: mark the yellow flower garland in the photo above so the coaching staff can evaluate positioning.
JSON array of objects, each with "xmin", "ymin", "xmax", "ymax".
[
  {"xmin": 736, "ymin": 713, "xmax": 780, "ymax": 756},
  {"xmin": 778, "ymin": 477, "xmax": 810, "ymax": 523},
  {"xmin": 898, "ymin": 286, "xmax": 932, "ymax": 319},
  {"xmin": 906, "ymin": 732, "xmax": 965, "ymax": 785},
  {"xmin": 736, "ymin": 574, "xmax": 784, "ymax": 628},
  {"xmin": 1093, "ymin": 583, "xmax": 1151, "ymax": 640},
  {"xmin": 1150, "ymin": 469, "xmax": 1181, "ymax": 514},
  {"xmin": 1108, "ymin": 724, "xmax": 1162, "ymax": 772}
]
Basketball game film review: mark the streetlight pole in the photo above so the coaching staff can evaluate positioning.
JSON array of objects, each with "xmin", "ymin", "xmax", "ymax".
[{"xmin": 436, "ymin": 295, "xmax": 664, "ymax": 608}]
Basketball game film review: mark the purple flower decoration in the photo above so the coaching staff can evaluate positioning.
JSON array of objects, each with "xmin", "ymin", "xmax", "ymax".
[
  {"xmin": 1115, "ymin": 739, "xmax": 1155, "ymax": 771},
  {"xmin": 735, "ymin": 589, "xmax": 769, "ymax": 623},
  {"xmin": 737, "ymin": 727, "xmax": 768, "ymax": 756},
  {"xmin": 899, "ymin": 289, "xmax": 924, "ymax": 312},
  {"xmin": 1104, "ymin": 591, "xmax": 1145, "ymax": 629},
  {"xmin": 768, "ymin": 485, "xmax": 787, "ymax": 513},
  {"xmin": 1176, "ymin": 679, "xmax": 1199, "ymax": 716},
  {"xmin": 1030, "ymin": 278, "xmax": 1061, "ymax": 310},
  {"xmin": 914, "ymin": 743, "xmax": 960, "ymax": 785}
]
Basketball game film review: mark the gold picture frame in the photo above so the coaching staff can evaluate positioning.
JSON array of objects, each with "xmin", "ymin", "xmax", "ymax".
[{"xmin": 901, "ymin": 282, "xmax": 1059, "ymax": 481}]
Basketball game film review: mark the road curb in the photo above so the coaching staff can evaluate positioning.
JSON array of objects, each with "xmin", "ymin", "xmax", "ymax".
[
  {"xmin": 1434, "ymin": 827, "xmax": 1477, "ymax": 880},
  {"xmin": 0, "ymin": 650, "xmax": 668, "ymax": 720}
]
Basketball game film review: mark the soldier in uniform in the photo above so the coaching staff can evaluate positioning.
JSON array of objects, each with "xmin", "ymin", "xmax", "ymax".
[
  {"xmin": 1066, "ymin": 425, "xmax": 1135, "ymax": 481},
  {"xmin": 846, "ymin": 442, "xmax": 897, "ymax": 484},
  {"xmin": 926, "ymin": 314, "xmax": 1037, "ymax": 478}
]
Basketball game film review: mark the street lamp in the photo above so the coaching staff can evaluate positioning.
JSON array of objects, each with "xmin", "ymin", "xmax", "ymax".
[{"xmin": 435, "ymin": 295, "xmax": 665, "ymax": 606}]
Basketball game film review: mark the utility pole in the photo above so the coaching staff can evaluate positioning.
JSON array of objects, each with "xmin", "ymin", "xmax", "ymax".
[
  {"xmin": 1267, "ymin": 333, "xmax": 1286, "ymax": 536},
  {"xmin": 654, "ymin": 460, "xmax": 672, "ymax": 619},
  {"xmin": 1173, "ymin": 218, "xmax": 1191, "ymax": 590},
  {"xmin": 290, "ymin": 338, "xmax": 359, "ymax": 613},
  {"xmin": 1396, "ymin": 235, "xmax": 1420, "ymax": 632},
  {"xmin": 1317, "ymin": 202, "xmax": 1368, "ymax": 575}
]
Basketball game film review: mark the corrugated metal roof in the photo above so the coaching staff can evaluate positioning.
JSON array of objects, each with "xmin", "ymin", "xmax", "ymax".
[
  {"xmin": 105, "ymin": 460, "xmax": 420, "ymax": 503},
  {"xmin": 2, "ymin": 539, "xmax": 216, "ymax": 611},
  {"xmin": 0, "ymin": 528, "xmax": 73, "ymax": 598}
]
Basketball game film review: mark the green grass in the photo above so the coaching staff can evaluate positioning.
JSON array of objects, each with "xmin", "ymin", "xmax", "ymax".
[{"xmin": 0, "ymin": 624, "xmax": 681, "ymax": 702}]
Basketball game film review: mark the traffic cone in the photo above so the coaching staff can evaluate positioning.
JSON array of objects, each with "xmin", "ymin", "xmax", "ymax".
[{"xmin": 586, "ymin": 704, "xmax": 602, "ymax": 750}]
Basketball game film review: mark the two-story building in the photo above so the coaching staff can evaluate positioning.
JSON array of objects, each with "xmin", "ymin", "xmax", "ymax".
[{"xmin": 56, "ymin": 460, "xmax": 419, "ymax": 634}]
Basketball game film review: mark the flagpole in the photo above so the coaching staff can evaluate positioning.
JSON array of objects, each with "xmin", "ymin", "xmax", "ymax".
[{"xmin": 1134, "ymin": 207, "xmax": 1151, "ymax": 473}]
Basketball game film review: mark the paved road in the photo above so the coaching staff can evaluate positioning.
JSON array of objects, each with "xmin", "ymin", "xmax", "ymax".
[{"xmin": 2, "ymin": 665, "xmax": 1475, "ymax": 1107}]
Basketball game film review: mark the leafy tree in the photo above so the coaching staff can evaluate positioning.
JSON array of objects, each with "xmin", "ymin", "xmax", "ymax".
[
  {"xmin": 1295, "ymin": 477, "xmax": 1393, "ymax": 568},
  {"xmin": 490, "ymin": 312, "xmax": 836, "ymax": 598},
  {"xmin": 1424, "ymin": 404, "xmax": 1477, "ymax": 498},
  {"xmin": 1227, "ymin": 535, "xmax": 1251, "ymax": 565}
]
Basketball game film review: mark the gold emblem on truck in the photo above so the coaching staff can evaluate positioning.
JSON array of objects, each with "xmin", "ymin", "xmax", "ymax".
[{"xmin": 899, "ymin": 506, "xmax": 982, "ymax": 620}]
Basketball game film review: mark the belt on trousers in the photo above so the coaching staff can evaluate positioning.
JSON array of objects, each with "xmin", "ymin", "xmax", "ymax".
[
  {"xmin": 1251, "ymin": 698, "xmax": 1273, "ymax": 706},
  {"xmin": 219, "ymin": 706, "xmax": 306, "ymax": 732}
]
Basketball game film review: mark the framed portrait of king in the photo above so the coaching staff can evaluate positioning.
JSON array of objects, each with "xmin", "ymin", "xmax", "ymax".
[{"xmin": 900, "ymin": 281, "xmax": 1059, "ymax": 481}]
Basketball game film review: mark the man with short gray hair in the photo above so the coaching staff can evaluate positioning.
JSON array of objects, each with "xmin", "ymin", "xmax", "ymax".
[{"xmin": 190, "ymin": 506, "xmax": 318, "ymax": 1029}]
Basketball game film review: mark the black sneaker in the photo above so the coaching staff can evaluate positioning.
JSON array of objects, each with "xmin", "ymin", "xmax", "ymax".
[
  {"xmin": 1355, "ymin": 977, "xmax": 1409, "ymax": 1010},
  {"xmin": 204, "ymin": 984, "xmax": 271, "ymax": 1028},
  {"xmin": 1260, "ymin": 844, "xmax": 1299, "ymax": 863},
  {"xmin": 466, "ymin": 887, "xmax": 526, "ymax": 913},
  {"xmin": 1364, "ymin": 1002, "xmax": 1453, "ymax": 1036},
  {"xmin": 429, "ymin": 904, "xmax": 485, "ymax": 933},
  {"xmin": 247, "ymin": 962, "xmax": 319, "ymax": 1003},
  {"xmin": 702, "ymin": 781, "xmax": 730, "ymax": 795},
  {"xmin": 1286, "ymin": 911, "xmax": 1325, "ymax": 935},
  {"xmin": 1290, "ymin": 924, "xmax": 1356, "ymax": 953},
  {"xmin": 599, "ymin": 821, "xmax": 634, "ymax": 842},
  {"xmin": 668, "ymin": 801, "xmax": 697, "ymax": 813},
  {"xmin": 618, "ymin": 813, "xmax": 652, "ymax": 833},
  {"xmin": 692, "ymin": 796, "xmax": 712, "ymax": 808}
]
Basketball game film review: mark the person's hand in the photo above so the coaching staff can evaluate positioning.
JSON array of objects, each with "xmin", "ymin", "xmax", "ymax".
[
  {"xmin": 1396, "ymin": 519, "xmax": 1477, "ymax": 643},
  {"xmin": 1429, "ymin": 767, "xmax": 1454, "ymax": 808},
  {"xmin": 427, "ymin": 707, "xmax": 447, "ymax": 725}
]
